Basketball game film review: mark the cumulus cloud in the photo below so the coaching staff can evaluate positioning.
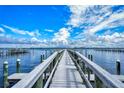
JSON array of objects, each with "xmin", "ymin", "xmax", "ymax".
[
  {"xmin": 98, "ymin": 32, "xmax": 124, "ymax": 43},
  {"xmin": 1, "ymin": 6, "xmax": 124, "ymax": 48},
  {"xmin": 67, "ymin": 5, "xmax": 90, "ymax": 27},
  {"xmin": 52, "ymin": 28, "xmax": 70, "ymax": 46},
  {"xmin": 67, "ymin": 5, "xmax": 124, "ymax": 47},
  {"xmin": 2, "ymin": 25, "xmax": 41, "ymax": 37}
]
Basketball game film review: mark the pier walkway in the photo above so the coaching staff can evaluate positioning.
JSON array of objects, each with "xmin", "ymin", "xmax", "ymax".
[
  {"xmin": 6, "ymin": 49, "xmax": 124, "ymax": 88},
  {"xmin": 50, "ymin": 50, "xmax": 86, "ymax": 88}
]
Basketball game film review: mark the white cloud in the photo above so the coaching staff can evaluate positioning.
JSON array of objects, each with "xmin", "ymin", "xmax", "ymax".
[
  {"xmin": 3, "ymin": 25, "xmax": 26, "ymax": 35},
  {"xmin": 67, "ymin": 5, "xmax": 124, "ymax": 47},
  {"xmin": 67, "ymin": 5, "xmax": 89, "ymax": 27},
  {"xmin": 0, "ymin": 27, "xmax": 5, "ymax": 33},
  {"xmin": 45, "ymin": 29, "xmax": 54, "ymax": 32},
  {"xmin": 0, "ymin": 6, "xmax": 124, "ymax": 48},
  {"xmin": 68, "ymin": 33, "xmax": 124, "ymax": 48},
  {"xmin": 26, "ymin": 29, "xmax": 41, "ymax": 37},
  {"xmin": 31, "ymin": 37, "xmax": 47, "ymax": 44},
  {"xmin": 2, "ymin": 25, "xmax": 41, "ymax": 37},
  {"xmin": 52, "ymin": 27, "xmax": 70, "ymax": 46},
  {"xmin": 82, "ymin": 10, "xmax": 124, "ymax": 38},
  {"xmin": 68, "ymin": 6, "xmax": 115, "ymax": 34},
  {"xmin": 98, "ymin": 32, "xmax": 124, "ymax": 43},
  {"xmin": 92, "ymin": 12, "xmax": 124, "ymax": 33},
  {"xmin": 31, "ymin": 37, "xmax": 41, "ymax": 43}
]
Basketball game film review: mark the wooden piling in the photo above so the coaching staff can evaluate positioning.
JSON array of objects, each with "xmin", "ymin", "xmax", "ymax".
[
  {"xmin": 3, "ymin": 61, "xmax": 9, "ymax": 88},
  {"xmin": 90, "ymin": 55, "xmax": 93, "ymax": 61},
  {"xmin": 88, "ymin": 54, "xmax": 90, "ymax": 60},
  {"xmin": 45, "ymin": 50, "xmax": 47, "ymax": 59},
  {"xmin": 116, "ymin": 60, "xmax": 120, "ymax": 75},
  {"xmin": 85, "ymin": 49, "xmax": 87, "ymax": 57},
  {"xmin": 43, "ymin": 54, "xmax": 45, "ymax": 60},
  {"xmin": 16, "ymin": 59, "xmax": 21, "ymax": 73},
  {"xmin": 40, "ymin": 55, "xmax": 43, "ymax": 63},
  {"xmin": 50, "ymin": 50, "xmax": 53, "ymax": 55}
]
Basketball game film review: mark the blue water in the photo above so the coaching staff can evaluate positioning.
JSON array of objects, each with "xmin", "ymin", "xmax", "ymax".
[
  {"xmin": 0, "ymin": 49, "xmax": 52, "ymax": 88},
  {"xmin": 0, "ymin": 48, "xmax": 124, "ymax": 88},
  {"xmin": 78, "ymin": 49, "xmax": 124, "ymax": 75}
]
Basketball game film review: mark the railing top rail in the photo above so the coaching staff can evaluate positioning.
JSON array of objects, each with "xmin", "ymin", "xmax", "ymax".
[
  {"xmin": 73, "ymin": 50, "xmax": 124, "ymax": 88},
  {"xmin": 12, "ymin": 51, "xmax": 59, "ymax": 88}
]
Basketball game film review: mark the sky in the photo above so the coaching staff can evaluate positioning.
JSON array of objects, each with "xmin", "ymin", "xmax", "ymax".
[{"xmin": 0, "ymin": 5, "xmax": 124, "ymax": 48}]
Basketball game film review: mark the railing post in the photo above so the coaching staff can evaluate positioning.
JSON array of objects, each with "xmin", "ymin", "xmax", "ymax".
[
  {"xmin": 3, "ymin": 61, "xmax": 9, "ymax": 88},
  {"xmin": 82, "ymin": 63, "xmax": 86, "ymax": 74},
  {"xmin": 90, "ymin": 55, "xmax": 93, "ymax": 74},
  {"xmin": 87, "ymin": 68, "xmax": 90, "ymax": 81},
  {"xmin": 43, "ymin": 71, "xmax": 47, "ymax": 86},
  {"xmin": 87, "ymin": 55, "xmax": 91, "ymax": 81},
  {"xmin": 95, "ymin": 75, "xmax": 103, "ymax": 88},
  {"xmin": 33, "ymin": 75, "xmax": 43, "ymax": 88},
  {"xmin": 116, "ymin": 60, "xmax": 120, "ymax": 75},
  {"xmin": 53, "ymin": 53, "xmax": 58, "ymax": 66},
  {"xmin": 77, "ymin": 58, "xmax": 80, "ymax": 64},
  {"xmin": 16, "ymin": 59, "xmax": 21, "ymax": 73}
]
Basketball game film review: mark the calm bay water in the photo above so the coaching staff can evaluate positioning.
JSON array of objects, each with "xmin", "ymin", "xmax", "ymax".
[
  {"xmin": 0, "ymin": 48, "xmax": 124, "ymax": 88},
  {"xmin": 0, "ymin": 48, "xmax": 52, "ymax": 88},
  {"xmin": 79, "ymin": 49, "xmax": 124, "ymax": 75}
]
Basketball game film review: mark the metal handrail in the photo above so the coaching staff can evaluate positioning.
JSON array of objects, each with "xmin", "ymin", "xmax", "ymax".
[
  {"xmin": 12, "ymin": 51, "xmax": 59, "ymax": 88},
  {"xmin": 69, "ymin": 50, "xmax": 124, "ymax": 88}
]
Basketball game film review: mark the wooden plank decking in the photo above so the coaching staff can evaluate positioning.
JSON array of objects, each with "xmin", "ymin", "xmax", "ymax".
[
  {"xmin": 49, "ymin": 50, "xmax": 86, "ymax": 88},
  {"xmin": 8, "ymin": 73, "xmax": 28, "ymax": 82}
]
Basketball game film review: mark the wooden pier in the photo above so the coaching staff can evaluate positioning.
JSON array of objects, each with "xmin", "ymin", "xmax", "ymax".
[
  {"xmin": 49, "ymin": 50, "xmax": 86, "ymax": 88},
  {"xmin": 6, "ymin": 49, "xmax": 124, "ymax": 88}
]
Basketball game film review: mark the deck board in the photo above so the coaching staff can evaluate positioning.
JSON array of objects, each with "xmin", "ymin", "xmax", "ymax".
[
  {"xmin": 49, "ymin": 50, "xmax": 86, "ymax": 88},
  {"xmin": 8, "ymin": 73, "xmax": 28, "ymax": 82}
]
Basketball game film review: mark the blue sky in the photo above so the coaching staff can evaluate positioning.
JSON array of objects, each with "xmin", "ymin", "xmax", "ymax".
[{"xmin": 0, "ymin": 5, "xmax": 124, "ymax": 47}]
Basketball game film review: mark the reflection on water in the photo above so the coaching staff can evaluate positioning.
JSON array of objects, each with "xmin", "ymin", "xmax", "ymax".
[{"xmin": 0, "ymin": 49, "xmax": 51, "ymax": 88}]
